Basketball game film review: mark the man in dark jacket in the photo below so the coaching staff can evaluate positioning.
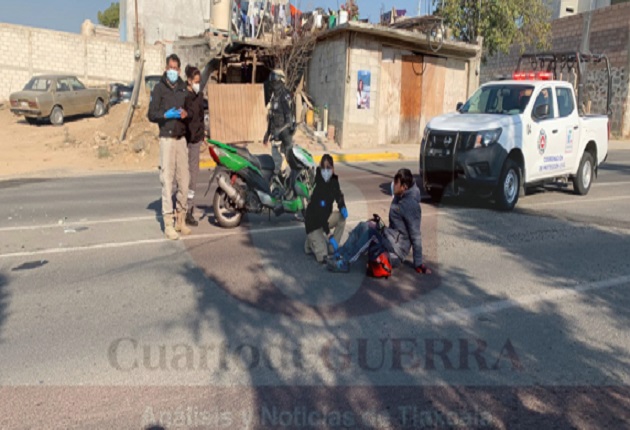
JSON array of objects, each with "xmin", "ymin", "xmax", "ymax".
[
  {"xmin": 328, "ymin": 168, "xmax": 431, "ymax": 274},
  {"xmin": 304, "ymin": 154, "xmax": 348, "ymax": 263},
  {"xmin": 148, "ymin": 54, "xmax": 189, "ymax": 240},
  {"xmin": 264, "ymin": 69, "xmax": 298, "ymax": 198}
]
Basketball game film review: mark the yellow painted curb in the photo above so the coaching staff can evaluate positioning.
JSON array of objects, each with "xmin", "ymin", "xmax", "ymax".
[
  {"xmin": 199, "ymin": 152, "xmax": 403, "ymax": 169},
  {"xmin": 314, "ymin": 152, "xmax": 403, "ymax": 164},
  {"xmin": 199, "ymin": 160, "xmax": 217, "ymax": 169}
]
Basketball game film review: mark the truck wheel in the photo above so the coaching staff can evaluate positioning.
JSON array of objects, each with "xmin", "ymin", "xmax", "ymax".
[
  {"xmin": 495, "ymin": 159, "xmax": 520, "ymax": 211},
  {"xmin": 573, "ymin": 152, "xmax": 594, "ymax": 195},
  {"xmin": 427, "ymin": 187, "xmax": 443, "ymax": 203},
  {"xmin": 49, "ymin": 106, "xmax": 64, "ymax": 126},
  {"xmin": 213, "ymin": 188, "xmax": 243, "ymax": 228}
]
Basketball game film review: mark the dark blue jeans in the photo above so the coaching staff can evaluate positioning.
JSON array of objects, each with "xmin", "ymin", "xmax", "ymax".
[{"xmin": 338, "ymin": 221, "xmax": 382, "ymax": 263}]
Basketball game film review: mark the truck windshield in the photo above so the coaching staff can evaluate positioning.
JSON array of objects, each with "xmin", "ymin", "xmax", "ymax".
[{"xmin": 460, "ymin": 84, "xmax": 535, "ymax": 115}]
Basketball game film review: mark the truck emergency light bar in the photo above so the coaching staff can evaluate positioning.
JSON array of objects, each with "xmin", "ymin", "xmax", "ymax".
[{"xmin": 512, "ymin": 71, "xmax": 553, "ymax": 81}]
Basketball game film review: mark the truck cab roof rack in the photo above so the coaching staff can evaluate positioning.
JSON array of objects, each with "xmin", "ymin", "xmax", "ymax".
[{"xmin": 515, "ymin": 51, "xmax": 612, "ymax": 117}]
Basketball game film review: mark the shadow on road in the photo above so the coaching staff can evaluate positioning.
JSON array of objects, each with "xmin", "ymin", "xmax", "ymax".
[{"xmin": 150, "ymin": 196, "xmax": 630, "ymax": 428}]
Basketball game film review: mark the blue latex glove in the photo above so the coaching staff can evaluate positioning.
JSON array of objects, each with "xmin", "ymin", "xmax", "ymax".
[
  {"xmin": 164, "ymin": 107, "xmax": 181, "ymax": 119},
  {"xmin": 328, "ymin": 237, "xmax": 339, "ymax": 252},
  {"xmin": 340, "ymin": 207, "xmax": 348, "ymax": 219}
]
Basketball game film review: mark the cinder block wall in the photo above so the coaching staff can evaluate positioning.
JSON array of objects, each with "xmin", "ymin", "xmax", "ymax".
[
  {"xmin": 0, "ymin": 23, "xmax": 166, "ymax": 101},
  {"xmin": 307, "ymin": 34, "xmax": 348, "ymax": 145},
  {"xmin": 480, "ymin": 2, "xmax": 630, "ymax": 136},
  {"xmin": 172, "ymin": 38, "xmax": 213, "ymax": 72}
]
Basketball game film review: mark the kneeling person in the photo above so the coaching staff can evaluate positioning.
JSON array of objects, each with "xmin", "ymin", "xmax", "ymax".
[{"xmin": 304, "ymin": 154, "xmax": 348, "ymax": 263}]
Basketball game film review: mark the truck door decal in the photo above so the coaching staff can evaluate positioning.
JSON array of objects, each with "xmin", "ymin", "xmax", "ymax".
[
  {"xmin": 565, "ymin": 127, "xmax": 574, "ymax": 153},
  {"xmin": 538, "ymin": 129, "xmax": 547, "ymax": 155},
  {"xmin": 540, "ymin": 155, "xmax": 565, "ymax": 172}
]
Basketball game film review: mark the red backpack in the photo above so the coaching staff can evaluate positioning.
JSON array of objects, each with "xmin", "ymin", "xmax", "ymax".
[{"xmin": 366, "ymin": 251, "xmax": 392, "ymax": 279}]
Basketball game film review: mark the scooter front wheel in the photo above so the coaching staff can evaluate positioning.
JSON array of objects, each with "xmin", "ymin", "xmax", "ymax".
[{"xmin": 213, "ymin": 188, "xmax": 243, "ymax": 228}]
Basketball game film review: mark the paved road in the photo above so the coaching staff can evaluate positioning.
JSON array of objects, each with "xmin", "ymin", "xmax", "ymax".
[{"xmin": 1, "ymin": 151, "xmax": 630, "ymax": 429}]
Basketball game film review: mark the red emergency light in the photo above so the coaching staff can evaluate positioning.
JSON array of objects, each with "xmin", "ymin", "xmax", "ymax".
[{"xmin": 513, "ymin": 71, "xmax": 553, "ymax": 81}]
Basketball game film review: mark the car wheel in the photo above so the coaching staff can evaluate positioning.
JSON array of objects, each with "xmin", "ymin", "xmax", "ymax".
[
  {"xmin": 25, "ymin": 117, "xmax": 39, "ymax": 125},
  {"xmin": 495, "ymin": 159, "xmax": 520, "ymax": 211},
  {"xmin": 94, "ymin": 99, "xmax": 106, "ymax": 118},
  {"xmin": 49, "ymin": 106, "xmax": 64, "ymax": 126},
  {"xmin": 573, "ymin": 152, "xmax": 594, "ymax": 195}
]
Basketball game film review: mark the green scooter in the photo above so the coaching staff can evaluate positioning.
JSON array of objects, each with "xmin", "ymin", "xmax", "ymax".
[{"xmin": 207, "ymin": 139, "xmax": 316, "ymax": 228}]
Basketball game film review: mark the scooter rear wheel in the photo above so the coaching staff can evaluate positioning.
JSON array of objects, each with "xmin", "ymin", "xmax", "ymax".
[{"xmin": 213, "ymin": 188, "xmax": 243, "ymax": 228}]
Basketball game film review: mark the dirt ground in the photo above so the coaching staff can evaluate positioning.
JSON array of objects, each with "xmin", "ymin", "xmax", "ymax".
[
  {"xmin": 0, "ymin": 101, "xmax": 164, "ymax": 180},
  {"xmin": 0, "ymin": 101, "xmax": 329, "ymax": 180}
]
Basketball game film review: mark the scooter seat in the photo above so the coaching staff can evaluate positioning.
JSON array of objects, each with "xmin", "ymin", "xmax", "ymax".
[
  {"xmin": 233, "ymin": 146, "xmax": 269, "ymax": 171},
  {"xmin": 256, "ymin": 154, "xmax": 275, "ymax": 172}
]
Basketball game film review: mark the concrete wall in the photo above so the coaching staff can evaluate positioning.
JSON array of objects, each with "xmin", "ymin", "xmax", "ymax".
[
  {"xmin": 480, "ymin": 2, "xmax": 630, "ymax": 136},
  {"xmin": 442, "ymin": 58, "xmax": 469, "ymax": 114},
  {"xmin": 121, "ymin": 0, "xmax": 209, "ymax": 44},
  {"xmin": 307, "ymin": 34, "xmax": 348, "ymax": 144},
  {"xmin": 342, "ymin": 34, "xmax": 382, "ymax": 148},
  {"xmin": 173, "ymin": 38, "xmax": 213, "ymax": 71},
  {"xmin": 308, "ymin": 33, "xmax": 477, "ymax": 148},
  {"xmin": 0, "ymin": 23, "xmax": 165, "ymax": 101}
]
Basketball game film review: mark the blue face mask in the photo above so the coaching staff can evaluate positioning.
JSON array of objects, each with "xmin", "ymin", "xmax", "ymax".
[
  {"xmin": 321, "ymin": 168, "xmax": 333, "ymax": 183},
  {"xmin": 166, "ymin": 69, "xmax": 179, "ymax": 83}
]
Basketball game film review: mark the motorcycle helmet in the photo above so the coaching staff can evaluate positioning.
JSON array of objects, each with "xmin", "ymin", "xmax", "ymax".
[{"xmin": 271, "ymin": 69, "xmax": 286, "ymax": 83}]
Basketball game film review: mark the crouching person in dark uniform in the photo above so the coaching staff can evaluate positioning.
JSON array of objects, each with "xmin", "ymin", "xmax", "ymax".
[
  {"xmin": 148, "ymin": 54, "xmax": 190, "ymax": 240},
  {"xmin": 328, "ymin": 168, "xmax": 431, "ymax": 275},
  {"xmin": 304, "ymin": 154, "xmax": 348, "ymax": 263}
]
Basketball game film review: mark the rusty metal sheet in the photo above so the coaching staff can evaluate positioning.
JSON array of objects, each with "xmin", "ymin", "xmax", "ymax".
[
  {"xmin": 208, "ymin": 84, "xmax": 267, "ymax": 143},
  {"xmin": 400, "ymin": 55, "xmax": 423, "ymax": 143}
]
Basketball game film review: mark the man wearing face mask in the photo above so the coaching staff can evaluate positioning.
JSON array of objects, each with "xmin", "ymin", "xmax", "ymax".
[
  {"xmin": 183, "ymin": 63, "xmax": 212, "ymax": 227},
  {"xmin": 149, "ymin": 54, "xmax": 189, "ymax": 240},
  {"xmin": 304, "ymin": 154, "xmax": 348, "ymax": 264},
  {"xmin": 328, "ymin": 168, "xmax": 431, "ymax": 275}
]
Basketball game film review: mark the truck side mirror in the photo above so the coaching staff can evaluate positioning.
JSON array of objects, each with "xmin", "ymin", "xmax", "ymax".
[
  {"xmin": 534, "ymin": 104, "xmax": 550, "ymax": 120},
  {"xmin": 456, "ymin": 102, "xmax": 464, "ymax": 112}
]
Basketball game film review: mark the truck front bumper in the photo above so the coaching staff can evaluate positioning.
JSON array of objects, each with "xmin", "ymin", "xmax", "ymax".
[{"xmin": 422, "ymin": 131, "xmax": 508, "ymax": 195}]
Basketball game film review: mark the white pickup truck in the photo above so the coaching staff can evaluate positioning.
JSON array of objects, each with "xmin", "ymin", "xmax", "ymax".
[{"xmin": 420, "ymin": 74, "xmax": 609, "ymax": 210}]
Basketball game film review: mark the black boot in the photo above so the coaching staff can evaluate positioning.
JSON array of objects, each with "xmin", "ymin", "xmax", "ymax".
[{"xmin": 185, "ymin": 208, "xmax": 198, "ymax": 226}]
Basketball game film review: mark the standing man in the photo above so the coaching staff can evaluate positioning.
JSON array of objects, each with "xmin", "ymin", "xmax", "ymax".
[
  {"xmin": 263, "ymin": 69, "xmax": 297, "ymax": 198},
  {"xmin": 148, "ymin": 54, "xmax": 190, "ymax": 240}
]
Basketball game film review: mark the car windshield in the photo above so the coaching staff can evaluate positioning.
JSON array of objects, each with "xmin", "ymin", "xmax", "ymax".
[
  {"xmin": 460, "ymin": 84, "xmax": 535, "ymax": 115},
  {"xmin": 23, "ymin": 78, "xmax": 51, "ymax": 92}
]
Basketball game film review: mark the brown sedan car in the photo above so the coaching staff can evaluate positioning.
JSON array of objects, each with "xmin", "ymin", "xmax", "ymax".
[{"xmin": 9, "ymin": 75, "xmax": 110, "ymax": 126}]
